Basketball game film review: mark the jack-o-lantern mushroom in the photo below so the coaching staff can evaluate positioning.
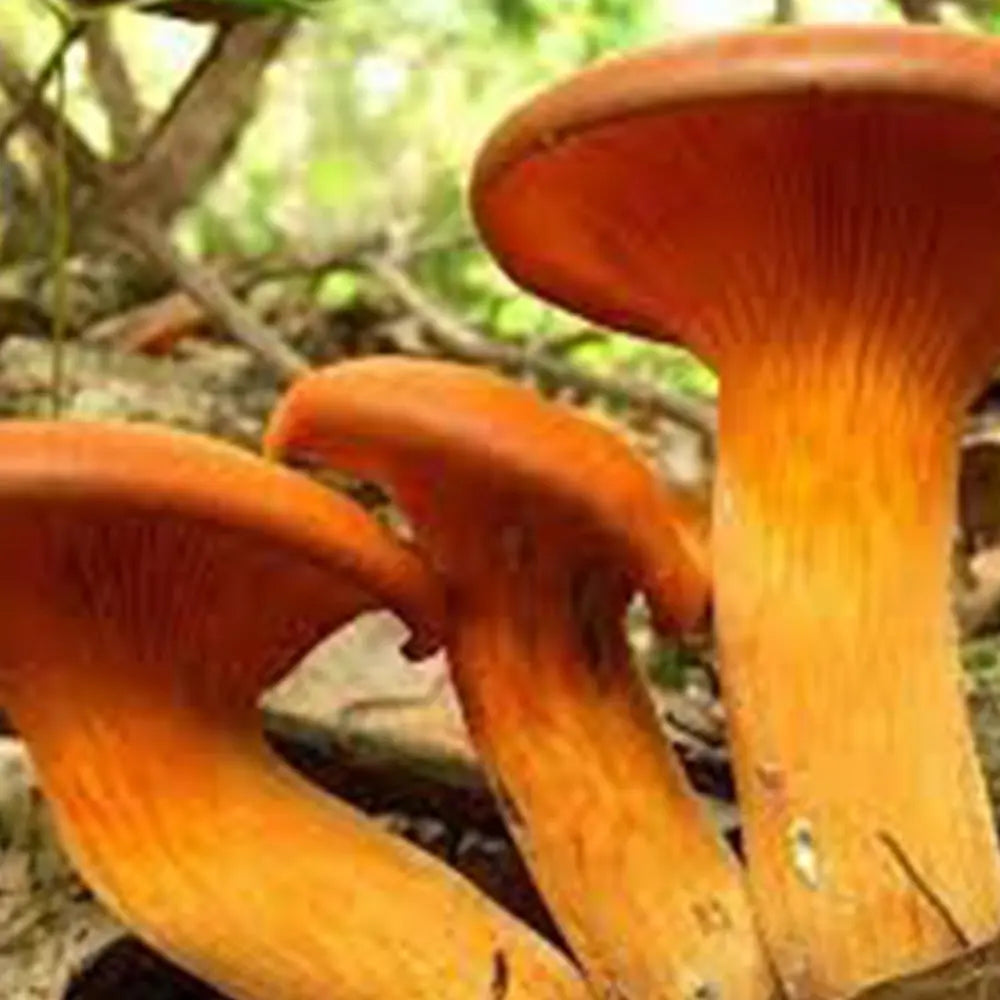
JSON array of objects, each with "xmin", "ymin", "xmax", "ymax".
[
  {"xmin": 0, "ymin": 421, "xmax": 589, "ymax": 1000},
  {"xmin": 470, "ymin": 25, "xmax": 1000, "ymax": 999},
  {"xmin": 267, "ymin": 356, "xmax": 775, "ymax": 1000}
]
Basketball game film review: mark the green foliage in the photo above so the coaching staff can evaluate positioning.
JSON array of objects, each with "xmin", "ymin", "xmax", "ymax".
[
  {"xmin": 271, "ymin": 0, "xmax": 713, "ymax": 398},
  {"xmin": 579, "ymin": 0, "xmax": 654, "ymax": 53},
  {"xmin": 646, "ymin": 641, "xmax": 705, "ymax": 691},
  {"xmin": 316, "ymin": 271, "xmax": 361, "ymax": 309},
  {"xmin": 964, "ymin": 636, "xmax": 1000, "ymax": 675},
  {"xmin": 489, "ymin": 0, "xmax": 546, "ymax": 38},
  {"xmin": 15, "ymin": 0, "xmax": 718, "ymax": 398}
]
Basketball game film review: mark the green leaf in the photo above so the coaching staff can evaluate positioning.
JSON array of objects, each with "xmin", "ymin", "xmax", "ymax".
[
  {"xmin": 488, "ymin": 0, "xmax": 545, "ymax": 38},
  {"xmin": 646, "ymin": 641, "xmax": 703, "ymax": 691},
  {"xmin": 315, "ymin": 271, "xmax": 361, "ymax": 309}
]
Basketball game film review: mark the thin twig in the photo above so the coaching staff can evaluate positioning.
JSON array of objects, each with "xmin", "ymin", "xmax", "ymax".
[
  {"xmin": 50, "ymin": 31, "xmax": 70, "ymax": 417},
  {"xmin": 0, "ymin": 20, "xmax": 86, "ymax": 158},
  {"xmin": 0, "ymin": 41, "xmax": 311, "ymax": 384},
  {"xmin": 772, "ymin": 0, "xmax": 798, "ymax": 23},
  {"xmin": 115, "ymin": 213, "xmax": 310, "ymax": 380},
  {"xmin": 364, "ymin": 255, "xmax": 718, "ymax": 442}
]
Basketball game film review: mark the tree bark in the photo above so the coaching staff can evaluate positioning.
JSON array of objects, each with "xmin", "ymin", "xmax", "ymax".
[{"xmin": 112, "ymin": 16, "xmax": 296, "ymax": 224}]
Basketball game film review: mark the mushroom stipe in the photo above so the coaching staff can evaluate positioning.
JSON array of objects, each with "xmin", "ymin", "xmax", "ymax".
[
  {"xmin": 472, "ymin": 23, "xmax": 1000, "ymax": 1000},
  {"xmin": 0, "ymin": 421, "xmax": 589, "ymax": 1000},
  {"xmin": 267, "ymin": 356, "xmax": 775, "ymax": 1000}
]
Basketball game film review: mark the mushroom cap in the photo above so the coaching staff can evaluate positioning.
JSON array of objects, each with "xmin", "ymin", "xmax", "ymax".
[
  {"xmin": 0, "ymin": 421, "xmax": 444, "ymax": 685},
  {"xmin": 472, "ymin": 26, "xmax": 1000, "ymax": 360},
  {"xmin": 266, "ymin": 357, "xmax": 709, "ymax": 632}
]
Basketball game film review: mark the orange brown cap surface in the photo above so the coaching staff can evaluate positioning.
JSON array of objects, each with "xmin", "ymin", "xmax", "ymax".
[
  {"xmin": 472, "ymin": 26, "xmax": 1000, "ymax": 357},
  {"xmin": 267, "ymin": 357, "xmax": 709, "ymax": 632},
  {"xmin": 0, "ymin": 421, "xmax": 445, "ymax": 663}
]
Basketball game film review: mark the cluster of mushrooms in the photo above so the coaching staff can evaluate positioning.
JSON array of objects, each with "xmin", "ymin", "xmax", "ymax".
[{"xmin": 9, "ymin": 21, "xmax": 1000, "ymax": 1000}]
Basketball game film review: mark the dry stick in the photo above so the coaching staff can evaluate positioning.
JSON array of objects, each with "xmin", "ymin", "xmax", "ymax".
[
  {"xmin": 50, "ymin": 31, "xmax": 70, "ymax": 417},
  {"xmin": 0, "ymin": 21, "xmax": 86, "ymax": 157},
  {"xmin": 115, "ymin": 214, "xmax": 309, "ymax": 380},
  {"xmin": 83, "ymin": 17, "xmax": 146, "ymax": 157},
  {"xmin": 0, "ymin": 41, "xmax": 310, "ymax": 385},
  {"xmin": 772, "ymin": 0, "xmax": 799, "ymax": 23},
  {"xmin": 0, "ymin": 41, "xmax": 721, "ymax": 431},
  {"xmin": 0, "ymin": 42, "xmax": 103, "ymax": 183},
  {"xmin": 364, "ymin": 255, "xmax": 718, "ymax": 443},
  {"xmin": 112, "ymin": 15, "xmax": 296, "ymax": 225},
  {"xmin": 894, "ymin": 0, "xmax": 943, "ymax": 23}
]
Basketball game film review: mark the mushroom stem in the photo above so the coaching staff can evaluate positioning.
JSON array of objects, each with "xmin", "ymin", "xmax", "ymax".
[
  {"xmin": 265, "ymin": 358, "xmax": 776, "ymax": 1000},
  {"xmin": 2, "ymin": 650, "xmax": 588, "ymax": 1000},
  {"xmin": 468, "ymin": 23, "xmax": 1000, "ymax": 999},
  {"xmin": 437, "ymin": 521, "xmax": 769, "ymax": 1000},
  {"xmin": 0, "ymin": 420, "xmax": 589, "ymax": 1000},
  {"xmin": 714, "ymin": 343, "xmax": 1000, "ymax": 996}
]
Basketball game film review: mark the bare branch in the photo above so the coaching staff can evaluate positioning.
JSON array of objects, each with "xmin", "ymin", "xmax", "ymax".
[
  {"xmin": 0, "ymin": 41, "xmax": 110, "ymax": 191},
  {"xmin": 0, "ymin": 40, "xmax": 309, "ymax": 383},
  {"xmin": 113, "ymin": 16, "xmax": 296, "ymax": 223},
  {"xmin": 772, "ymin": 0, "xmax": 799, "ymax": 24},
  {"xmin": 117, "ymin": 213, "xmax": 309, "ymax": 379},
  {"xmin": 0, "ymin": 21, "xmax": 86, "ymax": 157},
  {"xmin": 893, "ymin": 0, "xmax": 942, "ymax": 22},
  {"xmin": 83, "ymin": 17, "xmax": 146, "ymax": 157},
  {"xmin": 364, "ymin": 255, "xmax": 718, "ymax": 442}
]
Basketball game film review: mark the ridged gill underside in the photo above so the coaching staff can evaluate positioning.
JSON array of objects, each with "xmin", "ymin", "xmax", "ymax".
[{"xmin": 478, "ymin": 86, "xmax": 1000, "ymax": 997}]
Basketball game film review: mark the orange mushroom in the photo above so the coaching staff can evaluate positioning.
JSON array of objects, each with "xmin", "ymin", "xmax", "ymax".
[
  {"xmin": 266, "ymin": 357, "xmax": 775, "ymax": 1000},
  {"xmin": 470, "ymin": 25, "xmax": 1000, "ymax": 998},
  {"xmin": 0, "ymin": 421, "xmax": 589, "ymax": 1000}
]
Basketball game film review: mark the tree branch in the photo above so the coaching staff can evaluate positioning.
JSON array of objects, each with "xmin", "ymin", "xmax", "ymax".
[
  {"xmin": 116, "ymin": 213, "xmax": 309, "ymax": 378},
  {"xmin": 363, "ymin": 256, "xmax": 718, "ymax": 442},
  {"xmin": 893, "ymin": 0, "xmax": 942, "ymax": 22},
  {"xmin": 83, "ymin": 17, "xmax": 146, "ymax": 157},
  {"xmin": 772, "ymin": 0, "xmax": 798, "ymax": 24},
  {"xmin": 0, "ymin": 21, "xmax": 87, "ymax": 158},
  {"xmin": 112, "ymin": 15, "xmax": 296, "ymax": 223},
  {"xmin": 0, "ymin": 40, "xmax": 309, "ymax": 383}
]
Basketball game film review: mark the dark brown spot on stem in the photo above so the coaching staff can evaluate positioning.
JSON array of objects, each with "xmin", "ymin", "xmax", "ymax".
[
  {"xmin": 570, "ymin": 570, "xmax": 619, "ymax": 687},
  {"xmin": 691, "ymin": 981, "xmax": 721, "ymax": 1000},
  {"xmin": 490, "ymin": 949, "xmax": 509, "ymax": 999},
  {"xmin": 691, "ymin": 898, "xmax": 734, "ymax": 934}
]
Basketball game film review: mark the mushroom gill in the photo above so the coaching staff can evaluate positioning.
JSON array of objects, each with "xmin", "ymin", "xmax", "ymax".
[
  {"xmin": 0, "ymin": 421, "xmax": 589, "ymax": 1000},
  {"xmin": 471, "ymin": 25, "xmax": 1000, "ymax": 998},
  {"xmin": 267, "ymin": 356, "xmax": 775, "ymax": 1000}
]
